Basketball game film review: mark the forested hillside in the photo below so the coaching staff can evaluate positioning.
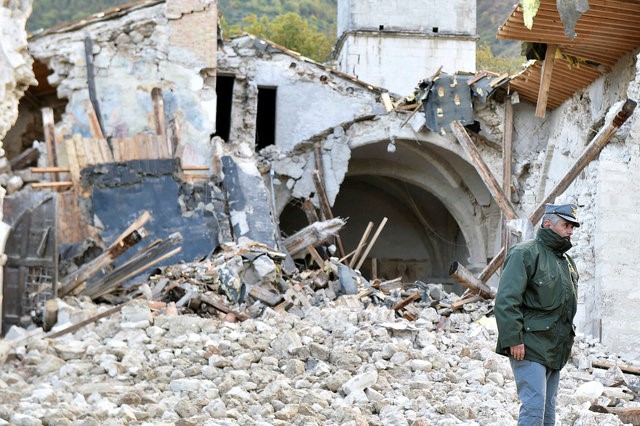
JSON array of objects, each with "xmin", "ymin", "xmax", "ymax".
[{"xmin": 28, "ymin": 0, "xmax": 521, "ymax": 61}]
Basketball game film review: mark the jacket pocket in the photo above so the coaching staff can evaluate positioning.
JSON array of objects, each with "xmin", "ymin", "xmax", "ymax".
[
  {"xmin": 525, "ymin": 272, "xmax": 562, "ymax": 310},
  {"xmin": 523, "ymin": 316, "xmax": 555, "ymax": 333}
]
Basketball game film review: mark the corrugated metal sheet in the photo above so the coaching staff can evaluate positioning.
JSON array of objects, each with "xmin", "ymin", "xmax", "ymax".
[{"xmin": 497, "ymin": 0, "xmax": 640, "ymax": 110}]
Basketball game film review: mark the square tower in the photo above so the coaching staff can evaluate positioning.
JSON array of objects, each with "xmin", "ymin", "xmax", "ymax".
[{"xmin": 335, "ymin": 0, "xmax": 477, "ymax": 95}]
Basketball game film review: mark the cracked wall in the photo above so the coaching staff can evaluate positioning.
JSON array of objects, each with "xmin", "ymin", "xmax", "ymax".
[{"xmin": 27, "ymin": 0, "xmax": 217, "ymax": 168}]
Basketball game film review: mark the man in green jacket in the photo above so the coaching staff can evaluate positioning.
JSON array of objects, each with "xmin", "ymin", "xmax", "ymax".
[{"xmin": 495, "ymin": 203, "xmax": 580, "ymax": 425}]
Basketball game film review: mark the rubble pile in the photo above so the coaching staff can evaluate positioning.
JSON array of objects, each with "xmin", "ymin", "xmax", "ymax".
[{"xmin": 1, "ymin": 248, "xmax": 639, "ymax": 426}]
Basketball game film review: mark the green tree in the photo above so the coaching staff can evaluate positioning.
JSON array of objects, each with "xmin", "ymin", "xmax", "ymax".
[
  {"xmin": 476, "ymin": 43, "xmax": 526, "ymax": 75},
  {"xmin": 231, "ymin": 12, "xmax": 334, "ymax": 62}
]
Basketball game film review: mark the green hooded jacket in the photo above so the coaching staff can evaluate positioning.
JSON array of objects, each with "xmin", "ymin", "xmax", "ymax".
[{"xmin": 494, "ymin": 227, "xmax": 579, "ymax": 370}]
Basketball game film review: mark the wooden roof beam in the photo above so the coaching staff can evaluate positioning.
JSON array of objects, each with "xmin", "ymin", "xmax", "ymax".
[{"xmin": 536, "ymin": 44, "xmax": 557, "ymax": 118}]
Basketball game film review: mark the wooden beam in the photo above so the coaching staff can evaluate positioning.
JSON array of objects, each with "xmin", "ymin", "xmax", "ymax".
[
  {"xmin": 46, "ymin": 299, "xmax": 136, "ymax": 339},
  {"xmin": 283, "ymin": 218, "xmax": 346, "ymax": 258},
  {"xmin": 503, "ymin": 96, "xmax": 514, "ymax": 196},
  {"xmin": 9, "ymin": 147, "xmax": 39, "ymax": 169},
  {"xmin": 248, "ymin": 286, "xmax": 284, "ymax": 307},
  {"xmin": 41, "ymin": 107, "xmax": 58, "ymax": 181},
  {"xmin": 392, "ymin": 292, "xmax": 421, "ymax": 311},
  {"xmin": 31, "ymin": 167, "xmax": 70, "ymax": 173},
  {"xmin": 307, "ymin": 245, "xmax": 324, "ymax": 267},
  {"xmin": 355, "ymin": 217, "xmax": 388, "ymax": 271},
  {"xmin": 478, "ymin": 247, "xmax": 507, "ymax": 283},
  {"xmin": 311, "ymin": 170, "xmax": 346, "ymax": 258},
  {"xmin": 449, "ymin": 261, "xmax": 496, "ymax": 299},
  {"xmin": 83, "ymin": 234, "xmax": 182, "ymax": 300},
  {"xmin": 529, "ymin": 98, "xmax": 637, "ymax": 224},
  {"xmin": 452, "ymin": 294, "xmax": 483, "ymax": 310},
  {"xmin": 450, "ymin": 121, "xmax": 518, "ymax": 220},
  {"xmin": 200, "ymin": 294, "xmax": 249, "ymax": 321},
  {"xmin": 349, "ymin": 222, "xmax": 374, "ymax": 268},
  {"xmin": 301, "ymin": 199, "xmax": 320, "ymax": 224},
  {"xmin": 536, "ymin": 44, "xmax": 557, "ymax": 118},
  {"xmin": 592, "ymin": 360, "xmax": 640, "ymax": 376},
  {"xmin": 32, "ymin": 181, "xmax": 74, "ymax": 189}
]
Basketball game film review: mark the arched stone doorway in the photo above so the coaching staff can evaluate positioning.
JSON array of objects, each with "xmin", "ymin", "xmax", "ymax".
[{"xmin": 277, "ymin": 114, "xmax": 501, "ymax": 290}]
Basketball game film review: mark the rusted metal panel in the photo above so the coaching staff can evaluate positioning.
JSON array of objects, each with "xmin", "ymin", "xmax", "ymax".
[{"xmin": 2, "ymin": 192, "xmax": 57, "ymax": 335}]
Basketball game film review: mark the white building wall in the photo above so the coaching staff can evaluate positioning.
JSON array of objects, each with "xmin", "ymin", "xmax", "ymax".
[
  {"xmin": 336, "ymin": 0, "xmax": 477, "ymax": 95},
  {"xmin": 337, "ymin": 35, "xmax": 476, "ymax": 95},
  {"xmin": 338, "ymin": 0, "xmax": 476, "ymax": 35}
]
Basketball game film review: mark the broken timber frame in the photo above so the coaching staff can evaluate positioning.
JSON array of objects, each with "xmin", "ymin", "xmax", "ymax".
[
  {"xmin": 311, "ymin": 170, "xmax": 346, "ymax": 258},
  {"xmin": 58, "ymin": 211, "xmax": 151, "ymax": 297},
  {"xmin": 448, "ymin": 98, "xmax": 637, "ymax": 296},
  {"xmin": 450, "ymin": 120, "xmax": 518, "ymax": 221}
]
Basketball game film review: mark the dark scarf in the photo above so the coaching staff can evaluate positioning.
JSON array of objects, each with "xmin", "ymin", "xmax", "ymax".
[{"xmin": 536, "ymin": 227, "xmax": 572, "ymax": 255}]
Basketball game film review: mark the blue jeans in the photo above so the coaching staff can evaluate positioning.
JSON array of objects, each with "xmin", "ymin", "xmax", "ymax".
[{"xmin": 509, "ymin": 358, "xmax": 560, "ymax": 426}]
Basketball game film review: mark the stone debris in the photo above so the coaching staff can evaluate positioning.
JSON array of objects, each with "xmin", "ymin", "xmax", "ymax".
[{"xmin": 1, "ymin": 243, "xmax": 639, "ymax": 425}]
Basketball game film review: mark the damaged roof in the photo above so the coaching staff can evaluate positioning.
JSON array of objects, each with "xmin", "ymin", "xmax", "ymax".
[
  {"xmin": 236, "ymin": 34, "xmax": 388, "ymax": 95},
  {"xmin": 28, "ymin": 0, "xmax": 163, "ymax": 38},
  {"xmin": 498, "ymin": 0, "xmax": 640, "ymax": 110}
]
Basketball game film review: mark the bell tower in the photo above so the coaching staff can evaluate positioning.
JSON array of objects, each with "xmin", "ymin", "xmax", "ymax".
[{"xmin": 335, "ymin": 0, "xmax": 477, "ymax": 95}]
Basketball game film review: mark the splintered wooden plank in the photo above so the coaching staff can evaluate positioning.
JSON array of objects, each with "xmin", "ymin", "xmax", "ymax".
[
  {"xmin": 85, "ymin": 99, "xmax": 105, "ymax": 139},
  {"xmin": 147, "ymin": 134, "xmax": 156, "ymax": 159},
  {"xmin": 155, "ymin": 133, "xmax": 170, "ymax": 159},
  {"xmin": 56, "ymin": 190, "xmax": 95, "ymax": 245},
  {"xmin": 85, "ymin": 138, "xmax": 100, "ymax": 166},
  {"xmin": 64, "ymin": 138, "xmax": 81, "ymax": 185},
  {"xmin": 41, "ymin": 107, "xmax": 58, "ymax": 181},
  {"xmin": 97, "ymin": 138, "xmax": 114, "ymax": 163},
  {"xmin": 72, "ymin": 134, "xmax": 89, "ymax": 169},
  {"xmin": 392, "ymin": 292, "xmax": 421, "ymax": 311},
  {"xmin": 111, "ymin": 137, "xmax": 127, "ymax": 162}
]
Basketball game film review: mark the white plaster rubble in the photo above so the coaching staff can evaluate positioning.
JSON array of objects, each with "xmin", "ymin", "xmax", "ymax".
[{"xmin": 0, "ymin": 297, "xmax": 635, "ymax": 425}]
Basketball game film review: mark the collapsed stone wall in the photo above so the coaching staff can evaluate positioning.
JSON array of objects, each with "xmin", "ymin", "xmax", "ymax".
[{"xmin": 27, "ymin": 0, "xmax": 217, "ymax": 167}]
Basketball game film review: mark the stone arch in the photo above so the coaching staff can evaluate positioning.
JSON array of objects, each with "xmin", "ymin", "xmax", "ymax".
[{"xmin": 278, "ymin": 113, "xmax": 500, "ymax": 284}]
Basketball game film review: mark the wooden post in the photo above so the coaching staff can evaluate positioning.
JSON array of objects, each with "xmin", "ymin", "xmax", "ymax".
[
  {"xmin": 41, "ymin": 107, "xmax": 58, "ymax": 182},
  {"xmin": 535, "ymin": 44, "xmax": 557, "ymax": 118},
  {"xmin": 477, "ymin": 246, "xmax": 507, "ymax": 283},
  {"xmin": 311, "ymin": 170, "xmax": 346, "ymax": 258},
  {"xmin": 301, "ymin": 199, "xmax": 320, "ymax": 224},
  {"xmin": 355, "ymin": 217, "xmax": 388, "ymax": 271},
  {"xmin": 449, "ymin": 261, "xmax": 496, "ymax": 299},
  {"xmin": 282, "ymin": 218, "xmax": 346, "ymax": 258},
  {"xmin": 349, "ymin": 221, "xmax": 374, "ymax": 268},
  {"xmin": 450, "ymin": 120, "xmax": 518, "ymax": 220},
  {"xmin": 151, "ymin": 87, "xmax": 169, "ymax": 157}
]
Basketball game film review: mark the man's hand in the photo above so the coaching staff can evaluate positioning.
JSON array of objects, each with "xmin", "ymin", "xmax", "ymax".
[{"xmin": 510, "ymin": 344, "xmax": 525, "ymax": 360}]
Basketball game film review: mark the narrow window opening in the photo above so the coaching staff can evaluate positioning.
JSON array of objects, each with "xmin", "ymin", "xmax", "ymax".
[
  {"xmin": 256, "ymin": 86, "xmax": 277, "ymax": 150},
  {"xmin": 214, "ymin": 75, "xmax": 235, "ymax": 142}
]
